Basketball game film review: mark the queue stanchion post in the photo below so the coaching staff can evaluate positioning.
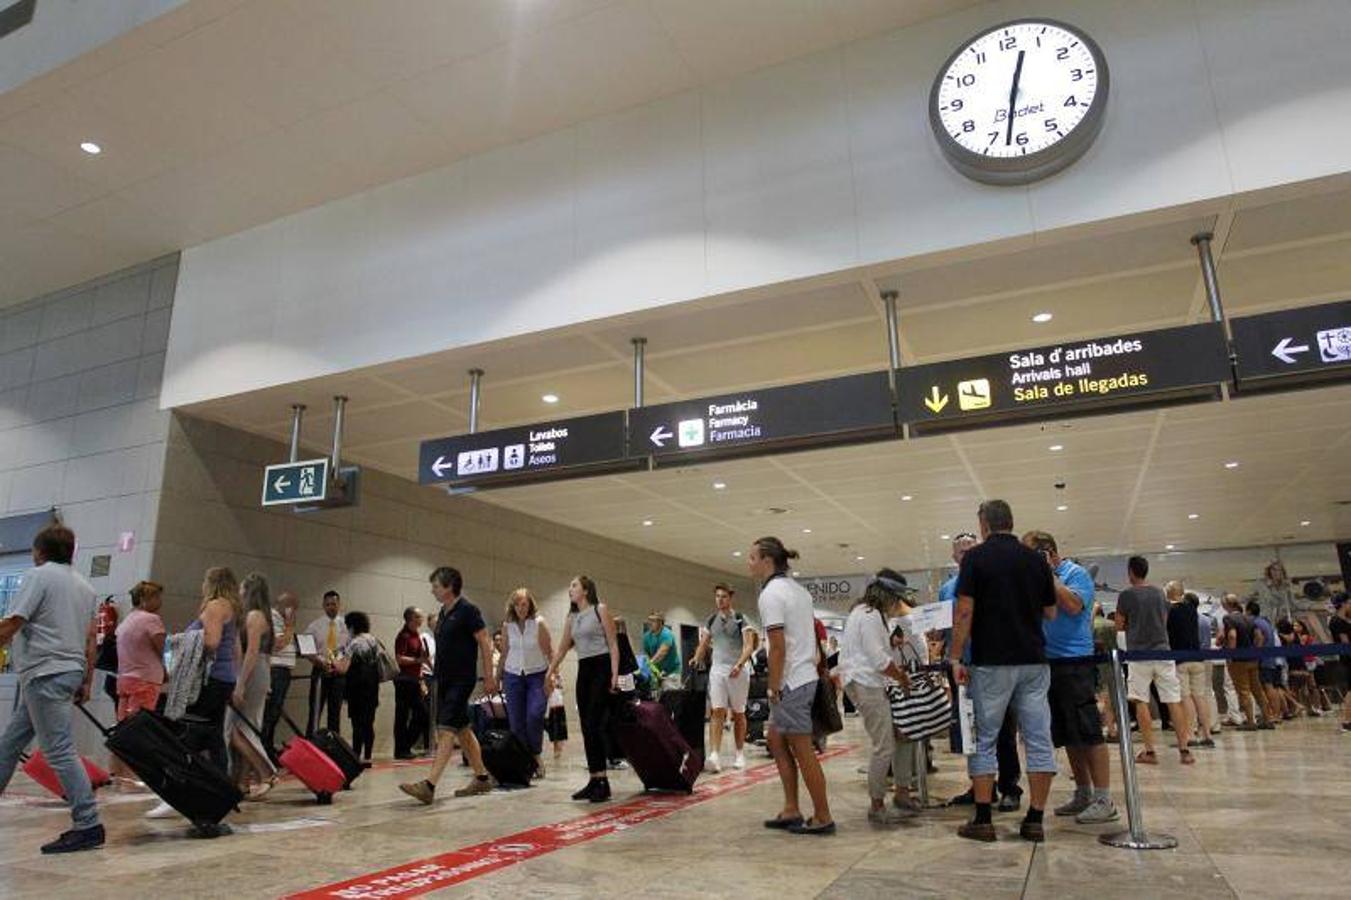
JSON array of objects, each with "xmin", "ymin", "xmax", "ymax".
[
  {"xmin": 1100, "ymin": 648, "xmax": 1177, "ymax": 850},
  {"xmin": 915, "ymin": 737, "xmax": 930, "ymax": 807}
]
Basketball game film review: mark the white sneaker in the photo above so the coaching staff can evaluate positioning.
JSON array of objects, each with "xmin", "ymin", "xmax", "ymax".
[
  {"xmin": 144, "ymin": 800, "xmax": 178, "ymax": 819},
  {"xmin": 1075, "ymin": 796, "xmax": 1120, "ymax": 825},
  {"xmin": 705, "ymin": 752, "xmax": 721, "ymax": 773},
  {"xmin": 733, "ymin": 752, "xmax": 746, "ymax": 770}
]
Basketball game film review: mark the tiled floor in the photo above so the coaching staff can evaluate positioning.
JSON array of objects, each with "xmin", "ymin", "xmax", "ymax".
[{"xmin": 0, "ymin": 716, "xmax": 1344, "ymax": 898}]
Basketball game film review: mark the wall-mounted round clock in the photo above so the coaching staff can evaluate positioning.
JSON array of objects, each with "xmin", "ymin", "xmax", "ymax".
[{"xmin": 929, "ymin": 19, "xmax": 1109, "ymax": 185}]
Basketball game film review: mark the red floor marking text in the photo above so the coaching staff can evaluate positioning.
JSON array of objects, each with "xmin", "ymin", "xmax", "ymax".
[{"xmin": 286, "ymin": 747, "xmax": 852, "ymax": 899}]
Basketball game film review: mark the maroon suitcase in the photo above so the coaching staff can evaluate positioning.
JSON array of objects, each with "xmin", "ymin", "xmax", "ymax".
[{"xmin": 613, "ymin": 700, "xmax": 702, "ymax": 793}]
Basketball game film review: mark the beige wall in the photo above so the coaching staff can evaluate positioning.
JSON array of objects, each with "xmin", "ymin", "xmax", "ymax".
[{"xmin": 151, "ymin": 412, "xmax": 750, "ymax": 753}]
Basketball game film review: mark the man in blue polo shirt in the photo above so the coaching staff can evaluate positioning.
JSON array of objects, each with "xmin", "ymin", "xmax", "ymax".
[{"xmin": 1022, "ymin": 531, "xmax": 1117, "ymax": 825}]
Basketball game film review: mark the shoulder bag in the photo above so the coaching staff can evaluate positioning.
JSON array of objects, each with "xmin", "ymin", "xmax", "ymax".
[{"xmin": 886, "ymin": 639, "xmax": 951, "ymax": 742}]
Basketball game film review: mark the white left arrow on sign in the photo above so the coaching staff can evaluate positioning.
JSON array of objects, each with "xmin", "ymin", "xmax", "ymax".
[
  {"xmin": 649, "ymin": 426, "xmax": 673, "ymax": 448},
  {"xmin": 1271, "ymin": 337, "xmax": 1310, "ymax": 364},
  {"xmin": 273, "ymin": 475, "xmax": 291, "ymax": 493},
  {"xmin": 431, "ymin": 456, "xmax": 454, "ymax": 478}
]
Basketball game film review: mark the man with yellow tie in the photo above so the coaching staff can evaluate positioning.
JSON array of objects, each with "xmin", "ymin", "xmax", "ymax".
[{"xmin": 304, "ymin": 591, "xmax": 351, "ymax": 736}]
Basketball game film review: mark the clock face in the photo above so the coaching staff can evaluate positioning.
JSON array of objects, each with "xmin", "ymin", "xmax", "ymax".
[{"xmin": 930, "ymin": 20, "xmax": 1109, "ymax": 184}]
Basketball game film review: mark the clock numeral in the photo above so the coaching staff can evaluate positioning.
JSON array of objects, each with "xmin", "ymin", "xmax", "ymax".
[
  {"xmin": 962, "ymin": 120, "xmax": 975, "ymax": 133},
  {"xmin": 999, "ymin": 36, "xmax": 1017, "ymax": 51},
  {"xmin": 1056, "ymin": 47, "xmax": 1070, "ymax": 61},
  {"xmin": 1043, "ymin": 117, "xmax": 1059, "ymax": 133},
  {"xmin": 987, "ymin": 131, "xmax": 1000, "ymax": 147},
  {"xmin": 970, "ymin": 50, "xmax": 986, "ymax": 64},
  {"xmin": 948, "ymin": 98, "xmax": 964, "ymax": 111},
  {"xmin": 1015, "ymin": 132, "xmax": 1029, "ymax": 147},
  {"xmin": 1064, "ymin": 96, "xmax": 1079, "ymax": 107},
  {"xmin": 1071, "ymin": 68, "xmax": 1085, "ymax": 81},
  {"xmin": 955, "ymin": 73, "xmax": 976, "ymax": 87}
]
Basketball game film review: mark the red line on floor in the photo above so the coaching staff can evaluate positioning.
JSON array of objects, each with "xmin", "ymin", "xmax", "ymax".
[{"xmin": 285, "ymin": 746, "xmax": 853, "ymax": 899}]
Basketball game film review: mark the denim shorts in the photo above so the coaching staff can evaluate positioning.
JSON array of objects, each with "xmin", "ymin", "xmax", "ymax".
[
  {"xmin": 769, "ymin": 679, "xmax": 817, "ymax": 736},
  {"xmin": 967, "ymin": 664, "xmax": 1056, "ymax": 778}
]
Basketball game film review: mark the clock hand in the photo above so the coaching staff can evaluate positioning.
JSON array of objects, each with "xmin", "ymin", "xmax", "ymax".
[{"xmin": 1005, "ymin": 49, "xmax": 1026, "ymax": 146}]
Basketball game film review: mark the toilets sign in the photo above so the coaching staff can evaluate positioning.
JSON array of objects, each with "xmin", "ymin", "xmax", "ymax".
[
  {"xmin": 629, "ymin": 371, "xmax": 895, "ymax": 461},
  {"xmin": 418, "ymin": 412, "xmax": 630, "ymax": 487}
]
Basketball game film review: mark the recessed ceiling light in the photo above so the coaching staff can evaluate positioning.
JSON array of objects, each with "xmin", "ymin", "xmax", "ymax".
[
  {"xmin": 732, "ymin": 550, "xmax": 742, "ymax": 557},
  {"xmin": 1032, "ymin": 312, "xmax": 1053, "ymax": 323},
  {"xmin": 1300, "ymin": 520, "xmax": 1311, "ymax": 527},
  {"xmin": 1188, "ymin": 513, "xmax": 1199, "ymax": 520},
  {"xmin": 642, "ymin": 519, "xmax": 653, "ymax": 527},
  {"xmin": 802, "ymin": 528, "xmax": 812, "ymax": 534},
  {"xmin": 1049, "ymin": 444, "xmax": 1064, "ymax": 452},
  {"xmin": 792, "ymin": 571, "xmax": 800, "ymax": 577},
  {"xmin": 79, "ymin": 141, "xmax": 102, "ymax": 155},
  {"xmin": 712, "ymin": 481, "xmax": 726, "ymax": 490},
  {"xmin": 1056, "ymin": 504, "xmax": 1068, "ymax": 511},
  {"xmin": 940, "ymin": 534, "xmax": 951, "ymax": 541},
  {"xmin": 1224, "ymin": 461, "xmax": 1239, "ymax": 469},
  {"xmin": 900, "ymin": 494, "xmax": 913, "ymax": 501},
  {"xmin": 1165, "ymin": 544, "xmax": 1176, "ymax": 550},
  {"xmin": 855, "ymin": 555, "xmax": 865, "ymax": 561},
  {"xmin": 541, "ymin": 393, "xmax": 559, "ymax": 404}
]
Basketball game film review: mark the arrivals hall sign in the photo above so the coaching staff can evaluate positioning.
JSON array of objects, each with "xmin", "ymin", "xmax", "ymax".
[{"xmin": 899, "ymin": 323, "xmax": 1229, "ymax": 431}]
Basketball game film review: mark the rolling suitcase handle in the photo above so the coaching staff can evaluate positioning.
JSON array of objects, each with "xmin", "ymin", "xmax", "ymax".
[{"xmin": 76, "ymin": 702, "xmax": 113, "ymax": 737}]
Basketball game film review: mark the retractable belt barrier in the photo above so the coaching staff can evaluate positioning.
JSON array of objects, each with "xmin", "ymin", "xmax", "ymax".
[
  {"xmin": 911, "ymin": 642, "xmax": 1349, "ymax": 672},
  {"xmin": 907, "ymin": 643, "xmax": 1347, "ymax": 851}
]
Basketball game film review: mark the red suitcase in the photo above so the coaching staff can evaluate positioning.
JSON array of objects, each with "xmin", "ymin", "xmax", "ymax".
[
  {"xmin": 20, "ymin": 751, "xmax": 111, "ymax": 799},
  {"xmin": 233, "ymin": 706, "xmax": 346, "ymax": 804},
  {"xmin": 613, "ymin": 700, "xmax": 702, "ymax": 793},
  {"xmin": 278, "ymin": 736, "xmax": 347, "ymax": 803}
]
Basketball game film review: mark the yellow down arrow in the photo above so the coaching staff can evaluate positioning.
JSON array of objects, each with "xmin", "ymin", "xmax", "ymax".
[{"xmin": 924, "ymin": 385, "xmax": 949, "ymax": 414}]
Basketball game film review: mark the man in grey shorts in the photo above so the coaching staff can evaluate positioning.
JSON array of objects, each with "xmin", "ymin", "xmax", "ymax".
[{"xmin": 750, "ymin": 537, "xmax": 834, "ymax": 836}]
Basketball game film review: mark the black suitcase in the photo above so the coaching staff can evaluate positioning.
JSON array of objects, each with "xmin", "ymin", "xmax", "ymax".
[
  {"xmin": 79, "ymin": 706, "xmax": 240, "ymax": 829},
  {"xmin": 613, "ymin": 700, "xmax": 701, "ymax": 793},
  {"xmin": 659, "ymin": 688, "xmax": 706, "ymax": 754},
  {"xmin": 746, "ymin": 697, "xmax": 770, "ymax": 743},
  {"xmin": 311, "ymin": 728, "xmax": 363, "ymax": 788},
  {"xmin": 479, "ymin": 728, "xmax": 534, "ymax": 787}
]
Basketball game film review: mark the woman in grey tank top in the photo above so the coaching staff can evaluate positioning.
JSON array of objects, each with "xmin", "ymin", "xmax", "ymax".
[{"xmin": 546, "ymin": 575, "xmax": 619, "ymax": 802}]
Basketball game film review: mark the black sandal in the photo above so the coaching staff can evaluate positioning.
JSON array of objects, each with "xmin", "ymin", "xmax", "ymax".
[
  {"xmin": 763, "ymin": 815, "xmax": 805, "ymax": 830},
  {"xmin": 788, "ymin": 818, "xmax": 837, "ymax": 836}
]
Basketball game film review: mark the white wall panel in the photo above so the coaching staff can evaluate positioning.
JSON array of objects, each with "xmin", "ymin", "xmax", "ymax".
[
  {"xmin": 1198, "ymin": 0, "xmax": 1351, "ymax": 193},
  {"xmin": 163, "ymin": 0, "xmax": 1351, "ymax": 409},
  {"xmin": 702, "ymin": 49, "xmax": 859, "ymax": 294}
]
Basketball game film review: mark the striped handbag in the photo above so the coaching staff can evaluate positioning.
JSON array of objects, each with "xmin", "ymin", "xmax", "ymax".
[{"xmin": 886, "ymin": 643, "xmax": 951, "ymax": 741}]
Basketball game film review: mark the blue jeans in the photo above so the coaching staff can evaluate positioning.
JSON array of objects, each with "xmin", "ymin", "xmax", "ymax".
[
  {"xmin": 967, "ymin": 664, "xmax": 1055, "ymax": 779},
  {"xmin": 0, "ymin": 670, "xmax": 100, "ymax": 830},
  {"xmin": 503, "ymin": 670, "xmax": 547, "ymax": 756}
]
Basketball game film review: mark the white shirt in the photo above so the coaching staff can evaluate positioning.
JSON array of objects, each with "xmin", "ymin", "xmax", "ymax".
[
  {"xmin": 839, "ymin": 605, "xmax": 892, "ymax": 689},
  {"xmin": 504, "ymin": 617, "xmax": 548, "ymax": 675},
  {"xmin": 305, "ymin": 614, "xmax": 350, "ymax": 660},
  {"xmin": 756, "ymin": 575, "xmax": 819, "ymax": 691},
  {"xmin": 419, "ymin": 629, "xmax": 435, "ymax": 677},
  {"xmin": 270, "ymin": 608, "xmax": 296, "ymax": 668}
]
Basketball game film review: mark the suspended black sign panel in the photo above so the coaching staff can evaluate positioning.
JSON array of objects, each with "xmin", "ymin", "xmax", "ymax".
[
  {"xmin": 1232, "ymin": 300, "xmax": 1351, "ymax": 391},
  {"xmin": 629, "ymin": 372, "xmax": 896, "ymax": 463},
  {"xmin": 899, "ymin": 323, "xmax": 1229, "ymax": 432},
  {"xmin": 418, "ymin": 412, "xmax": 633, "ymax": 488}
]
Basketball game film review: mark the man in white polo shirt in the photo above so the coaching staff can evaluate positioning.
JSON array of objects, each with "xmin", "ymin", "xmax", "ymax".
[
  {"xmin": 751, "ymin": 537, "xmax": 834, "ymax": 836},
  {"xmin": 691, "ymin": 583, "xmax": 756, "ymax": 772}
]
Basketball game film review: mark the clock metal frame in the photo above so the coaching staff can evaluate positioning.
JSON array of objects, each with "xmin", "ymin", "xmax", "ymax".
[{"xmin": 928, "ymin": 18, "xmax": 1110, "ymax": 186}]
